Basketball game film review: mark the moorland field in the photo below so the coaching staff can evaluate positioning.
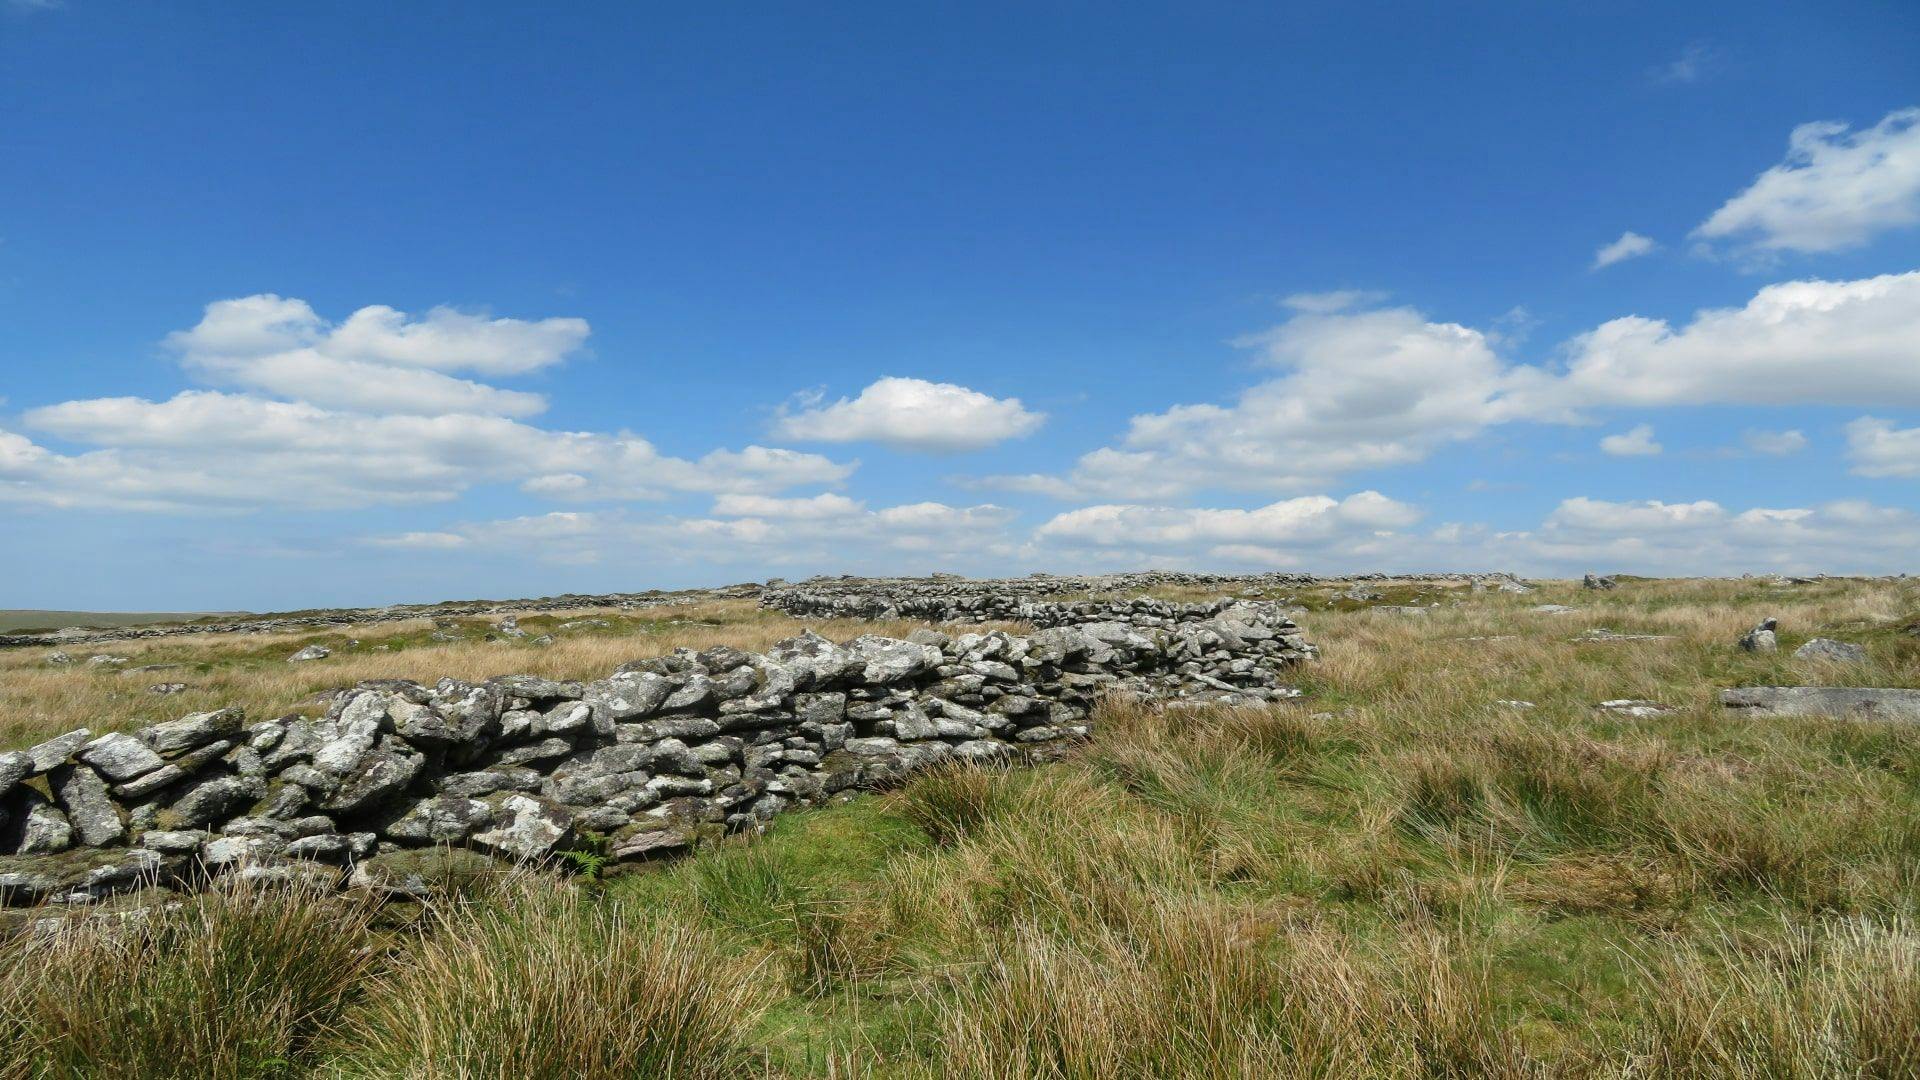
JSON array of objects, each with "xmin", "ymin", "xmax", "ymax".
[{"xmin": 3, "ymin": 575, "xmax": 1918, "ymax": 1078}]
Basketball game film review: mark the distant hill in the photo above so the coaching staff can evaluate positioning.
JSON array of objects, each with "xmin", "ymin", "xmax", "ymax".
[{"xmin": 0, "ymin": 610, "xmax": 244, "ymax": 634}]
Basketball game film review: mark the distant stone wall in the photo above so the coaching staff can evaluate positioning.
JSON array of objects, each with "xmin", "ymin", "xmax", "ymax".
[
  {"xmin": 763, "ymin": 590, "xmax": 1297, "ymax": 627},
  {"xmin": 0, "ymin": 603, "xmax": 1312, "ymax": 905}
]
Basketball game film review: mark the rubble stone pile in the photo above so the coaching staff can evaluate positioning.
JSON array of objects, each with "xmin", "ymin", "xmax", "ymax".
[{"xmin": 0, "ymin": 604, "xmax": 1312, "ymax": 905}]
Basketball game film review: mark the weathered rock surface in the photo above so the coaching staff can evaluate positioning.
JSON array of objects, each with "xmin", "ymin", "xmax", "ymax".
[
  {"xmin": 1792, "ymin": 638, "xmax": 1867, "ymax": 664},
  {"xmin": 1721, "ymin": 686, "xmax": 1920, "ymax": 721},
  {"xmin": 1738, "ymin": 618, "xmax": 1779, "ymax": 653}
]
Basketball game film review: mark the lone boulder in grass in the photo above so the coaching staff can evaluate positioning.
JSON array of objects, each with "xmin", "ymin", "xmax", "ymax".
[
  {"xmin": 288, "ymin": 644, "xmax": 331, "ymax": 663},
  {"xmin": 1793, "ymin": 638, "xmax": 1865, "ymax": 664},
  {"xmin": 1737, "ymin": 618, "xmax": 1779, "ymax": 653}
]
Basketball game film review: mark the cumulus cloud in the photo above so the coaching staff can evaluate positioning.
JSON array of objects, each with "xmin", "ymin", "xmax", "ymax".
[
  {"xmin": 1599, "ymin": 424, "xmax": 1662, "ymax": 457},
  {"xmin": 1743, "ymin": 428, "xmax": 1808, "ymax": 456},
  {"xmin": 1844, "ymin": 417, "xmax": 1920, "ymax": 478},
  {"xmin": 1500, "ymin": 496, "xmax": 1920, "ymax": 576},
  {"xmin": 0, "ymin": 296, "xmax": 853, "ymax": 512},
  {"xmin": 1559, "ymin": 271, "xmax": 1920, "ymax": 406},
  {"xmin": 773, "ymin": 377, "xmax": 1045, "ymax": 452},
  {"xmin": 3, "ymin": 391, "xmax": 851, "ymax": 511},
  {"xmin": 976, "ymin": 306, "xmax": 1564, "ymax": 499},
  {"xmin": 1033, "ymin": 492, "xmax": 1422, "ymax": 568},
  {"xmin": 1695, "ymin": 107, "xmax": 1920, "ymax": 256},
  {"xmin": 710, "ymin": 492, "xmax": 865, "ymax": 519},
  {"xmin": 1592, "ymin": 231, "xmax": 1658, "ymax": 268},
  {"xmin": 167, "ymin": 295, "xmax": 589, "ymax": 417},
  {"xmin": 373, "ymin": 501, "xmax": 1022, "ymax": 571},
  {"xmin": 972, "ymin": 270, "xmax": 1920, "ymax": 502}
]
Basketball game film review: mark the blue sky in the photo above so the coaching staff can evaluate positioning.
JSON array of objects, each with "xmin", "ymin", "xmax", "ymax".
[{"xmin": 4, "ymin": 2, "xmax": 1919, "ymax": 611}]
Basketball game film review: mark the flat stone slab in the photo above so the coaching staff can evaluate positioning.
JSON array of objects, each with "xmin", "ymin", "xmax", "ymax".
[{"xmin": 1720, "ymin": 687, "xmax": 1920, "ymax": 721}]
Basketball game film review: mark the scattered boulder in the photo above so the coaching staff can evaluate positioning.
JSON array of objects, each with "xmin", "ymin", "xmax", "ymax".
[
  {"xmin": 1583, "ymin": 574, "xmax": 1618, "ymax": 590},
  {"xmin": 1722, "ymin": 686, "xmax": 1920, "ymax": 722},
  {"xmin": 1792, "ymin": 638, "xmax": 1866, "ymax": 664},
  {"xmin": 1737, "ymin": 618, "xmax": 1779, "ymax": 653},
  {"xmin": 149, "ymin": 682, "xmax": 189, "ymax": 695},
  {"xmin": 288, "ymin": 644, "xmax": 331, "ymax": 663}
]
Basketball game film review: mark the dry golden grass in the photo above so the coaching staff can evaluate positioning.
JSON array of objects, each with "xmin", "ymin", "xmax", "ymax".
[{"xmin": 0, "ymin": 601, "xmax": 1016, "ymax": 747}]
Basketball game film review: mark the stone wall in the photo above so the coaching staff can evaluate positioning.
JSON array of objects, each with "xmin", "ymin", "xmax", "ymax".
[
  {"xmin": 0, "ymin": 603, "xmax": 1311, "ymax": 906},
  {"xmin": 764, "ymin": 590, "xmax": 1300, "ymax": 628}
]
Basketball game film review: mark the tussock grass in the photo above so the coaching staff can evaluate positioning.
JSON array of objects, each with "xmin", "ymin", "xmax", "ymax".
[
  {"xmin": 331, "ymin": 876, "xmax": 767, "ymax": 1079},
  {"xmin": 1641, "ymin": 918, "xmax": 1920, "ymax": 1078},
  {"xmin": 0, "ymin": 886, "xmax": 376, "ymax": 1079}
]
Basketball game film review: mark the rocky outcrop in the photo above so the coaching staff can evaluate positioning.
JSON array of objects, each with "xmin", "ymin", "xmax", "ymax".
[
  {"xmin": 0, "ymin": 604, "xmax": 1312, "ymax": 905},
  {"xmin": 1720, "ymin": 686, "xmax": 1920, "ymax": 721}
]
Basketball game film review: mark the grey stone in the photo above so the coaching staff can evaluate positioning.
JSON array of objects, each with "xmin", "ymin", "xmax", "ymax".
[
  {"xmin": 0, "ymin": 751, "xmax": 31, "ymax": 792},
  {"xmin": 1738, "ymin": 618, "xmax": 1779, "ymax": 653},
  {"xmin": 144, "ymin": 707, "xmax": 243, "ymax": 755},
  {"xmin": 79, "ymin": 732, "xmax": 165, "ymax": 782},
  {"xmin": 319, "ymin": 744, "xmax": 424, "ymax": 814},
  {"xmin": 383, "ymin": 796, "xmax": 493, "ymax": 844},
  {"xmin": 288, "ymin": 644, "xmax": 331, "ymax": 662},
  {"xmin": 25, "ymin": 728, "xmax": 92, "ymax": 773},
  {"xmin": 140, "ymin": 830, "xmax": 209, "ymax": 854},
  {"xmin": 11, "ymin": 792, "xmax": 74, "ymax": 853},
  {"xmin": 473, "ymin": 794, "xmax": 574, "ymax": 861},
  {"xmin": 51, "ymin": 765, "xmax": 125, "ymax": 846},
  {"xmin": 167, "ymin": 776, "xmax": 260, "ymax": 829},
  {"xmin": 1721, "ymin": 686, "xmax": 1920, "ymax": 722},
  {"xmin": 1793, "ymin": 638, "xmax": 1866, "ymax": 664}
]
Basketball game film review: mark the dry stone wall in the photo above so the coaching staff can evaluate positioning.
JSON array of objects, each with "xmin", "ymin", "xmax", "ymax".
[{"xmin": 0, "ymin": 603, "xmax": 1311, "ymax": 906}]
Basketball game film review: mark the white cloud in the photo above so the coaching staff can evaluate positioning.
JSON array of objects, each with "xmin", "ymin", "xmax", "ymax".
[
  {"xmin": 1695, "ymin": 107, "xmax": 1920, "ymax": 256},
  {"xmin": 368, "ymin": 531, "xmax": 469, "ymax": 550},
  {"xmin": 773, "ymin": 377, "xmax": 1045, "ymax": 452},
  {"xmin": 970, "ymin": 270, "xmax": 1920, "ymax": 502},
  {"xmin": 1559, "ymin": 271, "xmax": 1920, "ymax": 407},
  {"xmin": 1281, "ymin": 289, "xmax": 1389, "ymax": 313},
  {"xmin": 1592, "ymin": 231, "xmax": 1658, "ymax": 269},
  {"xmin": 0, "ymin": 296, "xmax": 854, "ymax": 512},
  {"xmin": 1498, "ymin": 496, "xmax": 1919, "ymax": 577},
  {"xmin": 167, "ymin": 295, "xmax": 589, "ymax": 417},
  {"xmin": 374, "ymin": 501, "xmax": 1022, "ymax": 571},
  {"xmin": 1743, "ymin": 428, "xmax": 1807, "ymax": 456},
  {"xmin": 1599, "ymin": 424, "xmax": 1662, "ymax": 457},
  {"xmin": 1845, "ymin": 417, "xmax": 1920, "ymax": 478},
  {"xmin": 710, "ymin": 492, "xmax": 864, "ymax": 519},
  {"xmin": 977, "ymin": 306, "xmax": 1564, "ymax": 499},
  {"xmin": 1650, "ymin": 43, "xmax": 1721, "ymax": 86},
  {"xmin": 1034, "ymin": 491, "xmax": 1421, "ymax": 569}
]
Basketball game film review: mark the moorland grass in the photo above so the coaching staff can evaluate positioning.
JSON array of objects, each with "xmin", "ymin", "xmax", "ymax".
[{"xmin": 3, "ymin": 576, "xmax": 1919, "ymax": 1076}]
